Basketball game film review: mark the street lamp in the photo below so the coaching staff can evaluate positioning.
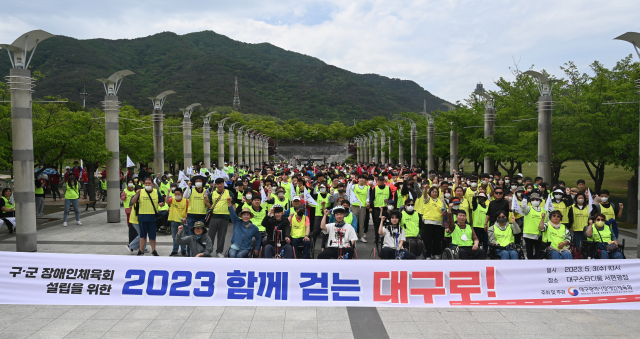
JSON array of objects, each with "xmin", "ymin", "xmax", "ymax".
[
  {"xmin": 149, "ymin": 90, "xmax": 175, "ymax": 175},
  {"xmin": 474, "ymin": 83, "xmax": 496, "ymax": 174},
  {"xmin": 614, "ymin": 31, "xmax": 640, "ymax": 258},
  {"xmin": 98, "ymin": 70, "xmax": 134, "ymax": 223},
  {"xmin": 1, "ymin": 29, "xmax": 55, "ymax": 251},
  {"xmin": 180, "ymin": 103, "xmax": 201, "ymax": 172}
]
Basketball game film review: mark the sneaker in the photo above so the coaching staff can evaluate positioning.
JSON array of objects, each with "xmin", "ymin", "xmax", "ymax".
[
  {"xmin": 137, "ymin": 251, "xmax": 144, "ymax": 256},
  {"xmin": 417, "ymin": 254, "xmax": 425, "ymax": 260},
  {"xmin": 217, "ymin": 253, "xmax": 224, "ymax": 258},
  {"xmin": 144, "ymin": 248, "xmax": 149, "ymax": 253},
  {"xmin": 425, "ymin": 257, "xmax": 432, "ymax": 260},
  {"xmin": 181, "ymin": 251, "xmax": 187, "ymax": 257},
  {"xmin": 433, "ymin": 255, "xmax": 441, "ymax": 260},
  {"xmin": 360, "ymin": 237, "xmax": 367, "ymax": 243},
  {"xmin": 63, "ymin": 222, "xmax": 67, "ymax": 227},
  {"xmin": 152, "ymin": 251, "xmax": 159, "ymax": 256},
  {"xmin": 364, "ymin": 233, "xmax": 367, "ymax": 238},
  {"xmin": 76, "ymin": 221, "xmax": 82, "ymax": 225},
  {"xmin": 126, "ymin": 245, "xmax": 133, "ymax": 253},
  {"xmin": 169, "ymin": 252, "xmax": 178, "ymax": 257}
]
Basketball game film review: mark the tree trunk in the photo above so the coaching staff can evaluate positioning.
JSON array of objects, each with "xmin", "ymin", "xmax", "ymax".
[{"xmin": 627, "ymin": 171, "xmax": 638, "ymax": 225}]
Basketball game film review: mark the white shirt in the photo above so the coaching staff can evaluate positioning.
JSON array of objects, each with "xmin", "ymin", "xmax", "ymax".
[
  {"xmin": 382, "ymin": 226, "xmax": 406, "ymax": 249},
  {"xmin": 322, "ymin": 222, "xmax": 358, "ymax": 248}
]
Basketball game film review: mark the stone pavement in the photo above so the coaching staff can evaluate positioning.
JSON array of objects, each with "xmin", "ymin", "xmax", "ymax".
[{"xmin": 0, "ymin": 206, "xmax": 639, "ymax": 339}]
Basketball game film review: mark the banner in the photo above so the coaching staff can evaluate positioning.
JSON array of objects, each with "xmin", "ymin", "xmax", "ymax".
[{"xmin": 0, "ymin": 252, "xmax": 638, "ymax": 308}]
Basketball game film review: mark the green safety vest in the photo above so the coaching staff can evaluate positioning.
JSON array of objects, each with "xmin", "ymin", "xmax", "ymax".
[
  {"xmin": 2, "ymin": 196, "xmax": 14, "ymax": 212},
  {"xmin": 123, "ymin": 189, "xmax": 136, "ymax": 209},
  {"xmin": 374, "ymin": 185, "xmax": 390, "ymax": 208},
  {"xmin": 100, "ymin": 180, "xmax": 107, "ymax": 190},
  {"xmin": 352, "ymin": 185, "xmax": 368, "ymax": 207},
  {"xmin": 343, "ymin": 212, "xmax": 353, "ymax": 226},
  {"xmin": 588, "ymin": 225, "xmax": 612, "ymax": 243},
  {"xmin": 251, "ymin": 204, "xmax": 267, "ymax": 232},
  {"xmin": 544, "ymin": 223, "xmax": 567, "ymax": 249},
  {"xmin": 472, "ymin": 203, "xmax": 488, "ymax": 228},
  {"xmin": 159, "ymin": 192, "xmax": 172, "ymax": 211},
  {"xmin": 451, "ymin": 224, "xmax": 474, "ymax": 246},
  {"xmin": 159, "ymin": 182, "xmax": 170, "ymax": 197},
  {"xmin": 493, "ymin": 224, "xmax": 514, "ymax": 247},
  {"xmin": 65, "ymin": 183, "xmax": 79, "ymax": 200},
  {"xmin": 401, "ymin": 210, "xmax": 420, "ymax": 238},
  {"xmin": 35, "ymin": 186, "xmax": 44, "ymax": 195},
  {"xmin": 315, "ymin": 193, "xmax": 330, "ymax": 216},
  {"xmin": 523, "ymin": 206, "xmax": 546, "ymax": 235},
  {"xmin": 226, "ymin": 166, "xmax": 235, "ymax": 175}
]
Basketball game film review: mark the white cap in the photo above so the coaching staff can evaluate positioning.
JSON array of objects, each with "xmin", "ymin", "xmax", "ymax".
[
  {"xmin": 553, "ymin": 189, "xmax": 564, "ymax": 194},
  {"xmin": 292, "ymin": 196, "xmax": 301, "ymax": 201}
]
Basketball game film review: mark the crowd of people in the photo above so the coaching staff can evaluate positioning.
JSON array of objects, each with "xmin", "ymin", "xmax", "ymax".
[{"xmin": 0, "ymin": 160, "xmax": 626, "ymax": 260}]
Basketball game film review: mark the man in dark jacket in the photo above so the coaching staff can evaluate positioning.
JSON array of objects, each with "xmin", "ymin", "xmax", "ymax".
[
  {"xmin": 484, "ymin": 187, "xmax": 510, "ymax": 228},
  {"xmin": 262, "ymin": 204, "xmax": 293, "ymax": 258}
]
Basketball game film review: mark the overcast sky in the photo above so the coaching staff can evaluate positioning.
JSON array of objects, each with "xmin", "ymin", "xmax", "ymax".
[{"xmin": 1, "ymin": 0, "xmax": 639, "ymax": 104}]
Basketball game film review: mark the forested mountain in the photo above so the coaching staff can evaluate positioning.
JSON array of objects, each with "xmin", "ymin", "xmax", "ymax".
[{"xmin": 0, "ymin": 30, "xmax": 446, "ymax": 123}]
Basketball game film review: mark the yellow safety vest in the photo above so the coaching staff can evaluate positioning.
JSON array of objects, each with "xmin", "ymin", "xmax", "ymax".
[
  {"xmin": 373, "ymin": 185, "xmax": 390, "ymax": 208},
  {"xmin": 523, "ymin": 206, "xmax": 546, "ymax": 235},
  {"xmin": 279, "ymin": 181, "xmax": 292, "ymax": 199},
  {"xmin": 451, "ymin": 224, "xmax": 474, "ymax": 246},
  {"xmin": 472, "ymin": 203, "xmax": 488, "ymax": 228},
  {"xmin": 274, "ymin": 196, "xmax": 289, "ymax": 210},
  {"xmin": 65, "ymin": 183, "xmax": 79, "ymax": 200},
  {"xmin": 552, "ymin": 200, "xmax": 569, "ymax": 223},
  {"xmin": 138, "ymin": 189, "xmax": 160, "ymax": 215},
  {"xmin": 352, "ymin": 185, "xmax": 369, "ymax": 207},
  {"xmin": 291, "ymin": 215, "xmax": 306, "ymax": 238},
  {"xmin": 100, "ymin": 180, "xmax": 107, "ymax": 190},
  {"xmin": 129, "ymin": 206, "xmax": 139, "ymax": 224},
  {"xmin": 401, "ymin": 210, "xmax": 420, "ymax": 238},
  {"xmin": 251, "ymin": 204, "xmax": 267, "ymax": 231},
  {"xmin": 168, "ymin": 197, "xmax": 188, "ymax": 222},
  {"xmin": 187, "ymin": 188, "xmax": 207, "ymax": 215},
  {"xmin": 159, "ymin": 192, "xmax": 172, "ymax": 211},
  {"xmin": 600, "ymin": 203, "xmax": 615, "ymax": 221},
  {"xmin": 209, "ymin": 189, "xmax": 230, "ymax": 215},
  {"xmin": 570, "ymin": 205, "xmax": 589, "ymax": 232},
  {"xmin": 159, "ymin": 182, "xmax": 170, "ymax": 197},
  {"xmin": 2, "ymin": 196, "xmax": 14, "ymax": 212},
  {"xmin": 315, "ymin": 194, "xmax": 330, "ymax": 216},
  {"xmin": 589, "ymin": 225, "xmax": 612, "ymax": 243},
  {"xmin": 544, "ymin": 223, "xmax": 567, "ymax": 250},
  {"xmin": 417, "ymin": 197, "xmax": 442, "ymax": 222},
  {"xmin": 35, "ymin": 186, "xmax": 44, "ymax": 194},
  {"xmin": 493, "ymin": 224, "xmax": 514, "ymax": 247},
  {"xmin": 123, "ymin": 189, "xmax": 136, "ymax": 209}
]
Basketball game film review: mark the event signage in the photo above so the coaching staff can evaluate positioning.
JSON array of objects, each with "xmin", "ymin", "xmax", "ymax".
[{"xmin": 0, "ymin": 252, "xmax": 638, "ymax": 308}]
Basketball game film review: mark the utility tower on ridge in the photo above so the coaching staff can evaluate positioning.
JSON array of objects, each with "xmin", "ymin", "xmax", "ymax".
[
  {"xmin": 80, "ymin": 86, "xmax": 88, "ymax": 108},
  {"xmin": 233, "ymin": 77, "xmax": 241, "ymax": 110}
]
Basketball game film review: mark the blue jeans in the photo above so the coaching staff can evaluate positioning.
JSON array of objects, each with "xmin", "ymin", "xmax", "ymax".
[
  {"xmin": 573, "ymin": 230, "xmax": 583, "ymax": 249},
  {"xmin": 187, "ymin": 214, "xmax": 206, "ymax": 232},
  {"xmin": 496, "ymin": 248, "xmax": 519, "ymax": 260},
  {"xmin": 170, "ymin": 221, "xmax": 189, "ymax": 253},
  {"xmin": 229, "ymin": 248, "xmax": 250, "ymax": 258},
  {"xmin": 63, "ymin": 199, "xmax": 80, "ymax": 222},
  {"xmin": 597, "ymin": 244, "xmax": 624, "ymax": 259},
  {"xmin": 128, "ymin": 223, "xmax": 148, "ymax": 251},
  {"xmin": 291, "ymin": 237, "xmax": 311, "ymax": 259},
  {"xmin": 264, "ymin": 244, "xmax": 294, "ymax": 258},
  {"xmin": 550, "ymin": 251, "xmax": 573, "ymax": 259}
]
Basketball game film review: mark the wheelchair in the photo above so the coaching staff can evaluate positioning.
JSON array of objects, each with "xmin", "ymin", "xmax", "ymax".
[
  {"xmin": 292, "ymin": 237, "xmax": 314, "ymax": 259},
  {"xmin": 580, "ymin": 239, "xmax": 626, "ymax": 259},
  {"xmin": 488, "ymin": 243, "xmax": 524, "ymax": 260},
  {"xmin": 225, "ymin": 237, "xmax": 260, "ymax": 258},
  {"xmin": 441, "ymin": 244, "xmax": 460, "ymax": 260}
]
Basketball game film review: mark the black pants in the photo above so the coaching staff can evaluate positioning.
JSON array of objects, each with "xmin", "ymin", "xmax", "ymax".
[
  {"xmin": 421, "ymin": 222, "xmax": 444, "ymax": 257},
  {"xmin": 311, "ymin": 216, "xmax": 324, "ymax": 249},
  {"xmin": 1, "ymin": 218, "xmax": 14, "ymax": 233},
  {"xmin": 317, "ymin": 247, "xmax": 355, "ymax": 259},
  {"xmin": 208, "ymin": 217, "xmax": 229, "ymax": 254},
  {"xmin": 524, "ymin": 238, "xmax": 543, "ymax": 259},
  {"xmin": 371, "ymin": 207, "xmax": 386, "ymax": 245},
  {"xmin": 514, "ymin": 218, "xmax": 524, "ymax": 245},
  {"xmin": 364, "ymin": 208, "xmax": 371, "ymax": 234},
  {"xmin": 474, "ymin": 227, "xmax": 489, "ymax": 253},
  {"xmin": 458, "ymin": 246, "xmax": 487, "ymax": 259},
  {"xmin": 380, "ymin": 247, "xmax": 416, "ymax": 260},
  {"xmin": 50, "ymin": 183, "xmax": 61, "ymax": 200}
]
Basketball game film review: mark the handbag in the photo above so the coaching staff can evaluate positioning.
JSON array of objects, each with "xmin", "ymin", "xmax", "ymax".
[
  {"xmin": 595, "ymin": 226, "xmax": 619, "ymax": 253},
  {"xmin": 145, "ymin": 189, "xmax": 164, "ymax": 228},
  {"xmin": 204, "ymin": 190, "xmax": 225, "ymax": 224}
]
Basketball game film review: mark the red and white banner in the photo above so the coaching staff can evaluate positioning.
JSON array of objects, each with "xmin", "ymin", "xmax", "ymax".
[{"xmin": 0, "ymin": 252, "xmax": 638, "ymax": 308}]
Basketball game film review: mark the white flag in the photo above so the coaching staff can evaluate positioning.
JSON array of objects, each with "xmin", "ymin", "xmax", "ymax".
[
  {"xmin": 126, "ymin": 155, "xmax": 135, "ymax": 168},
  {"xmin": 511, "ymin": 195, "xmax": 523, "ymax": 215},
  {"xmin": 409, "ymin": 191, "xmax": 413, "ymax": 200},
  {"xmin": 178, "ymin": 171, "xmax": 189, "ymax": 183},
  {"xmin": 178, "ymin": 179, "xmax": 188, "ymax": 189},
  {"xmin": 290, "ymin": 181, "xmax": 296, "ymax": 200},
  {"xmin": 260, "ymin": 186, "xmax": 268, "ymax": 204},
  {"xmin": 304, "ymin": 187, "xmax": 319, "ymax": 206},
  {"xmin": 588, "ymin": 189, "xmax": 594, "ymax": 214},
  {"xmin": 349, "ymin": 189, "xmax": 362, "ymax": 206},
  {"xmin": 186, "ymin": 167, "xmax": 193, "ymax": 176},
  {"xmin": 545, "ymin": 194, "xmax": 554, "ymax": 212}
]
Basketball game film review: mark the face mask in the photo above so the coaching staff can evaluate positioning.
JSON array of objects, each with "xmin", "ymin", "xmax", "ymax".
[
  {"xmin": 526, "ymin": 189, "xmax": 532, "ymax": 193},
  {"xmin": 171, "ymin": 187, "xmax": 176, "ymax": 192},
  {"xmin": 601, "ymin": 197, "xmax": 609, "ymax": 203},
  {"xmin": 506, "ymin": 196, "xmax": 512, "ymax": 202},
  {"xmin": 175, "ymin": 195, "xmax": 182, "ymax": 201},
  {"xmin": 338, "ymin": 189, "xmax": 345, "ymax": 194},
  {"xmin": 452, "ymin": 205, "xmax": 460, "ymax": 210},
  {"xmin": 471, "ymin": 182, "xmax": 478, "ymax": 188},
  {"xmin": 577, "ymin": 198, "xmax": 584, "ymax": 204},
  {"xmin": 517, "ymin": 193, "xmax": 523, "ymax": 198},
  {"xmin": 511, "ymin": 185, "xmax": 517, "ymax": 190},
  {"xmin": 517, "ymin": 179, "xmax": 522, "ymax": 183},
  {"xmin": 145, "ymin": 185, "xmax": 152, "ymax": 191},
  {"xmin": 320, "ymin": 188, "xmax": 327, "ymax": 193},
  {"xmin": 531, "ymin": 200, "xmax": 541, "ymax": 207},
  {"xmin": 478, "ymin": 198, "xmax": 486, "ymax": 204},
  {"xmin": 505, "ymin": 180, "xmax": 510, "ymax": 184},
  {"xmin": 444, "ymin": 193, "xmax": 451, "ymax": 199},
  {"xmin": 195, "ymin": 182, "xmax": 202, "ymax": 188},
  {"xmin": 368, "ymin": 181, "xmax": 373, "ymax": 185},
  {"xmin": 406, "ymin": 206, "xmax": 414, "ymax": 212},
  {"xmin": 297, "ymin": 211, "xmax": 304, "ymax": 216},
  {"xmin": 482, "ymin": 180, "xmax": 488, "ymax": 185},
  {"xmin": 571, "ymin": 194, "xmax": 576, "ymax": 199},
  {"xmin": 596, "ymin": 220, "xmax": 605, "ymax": 227},
  {"xmin": 128, "ymin": 183, "xmax": 133, "ymax": 188},
  {"xmin": 246, "ymin": 194, "xmax": 252, "ymax": 200},
  {"xmin": 134, "ymin": 179, "xmax": 138, "ymax": 183},
  {"xmin": 278, "ymin": 193, "xmax": 284, "ymax": 198},
  {"xmin": 387, "ymin": 205, "xmax": 394, "ymax": 211},
  {"xmin": 431, "ymin": 184, "xmax": 437, "ymax": 187},
  {"xmin": 554, "ymin": 194, "xmax": 563, "ymax": 200},
  {"xmin": 497, "ymin": 217, "xmax": 508, "ymax": 225}
]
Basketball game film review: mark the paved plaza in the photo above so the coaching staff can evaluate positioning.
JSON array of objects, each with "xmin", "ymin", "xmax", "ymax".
[{"xmin": 0, "ymin": 204, "xmax": 639, "ymax": 339}]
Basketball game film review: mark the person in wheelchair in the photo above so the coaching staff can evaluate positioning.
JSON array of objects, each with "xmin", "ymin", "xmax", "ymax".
[
  {"xmin": 262, "ymin": 204, "xmax": 294, "ymax": 258},
  {"xmin": 446, "ymin": 204, "xmax": 486, "ymax": 259},
  {"xmin": 585, "ymin": 213, "xmax": 624, "ymax": 259},
  {"xmin": 488, "ymin": 211, "xmax": 521, "ymax": 260},
  {"xmin": 378, "ymin": 210, "xmax": 416, "ymax": 259},
  {"xmin": 401, "ymin": 199, "xmax": 424, "ymax": 258},
  {"xmin": 289, "ymin": 205, "xmax": 311, "ymax": 258},
  {"xmin": 318, "ymin": 207, "xmax": 358, "ymax": 259},
  {"xmin": 227, "ymin": 196, "xmax": 261, "ymax": 258},
  {"xmin": 539, "ymin": 210, "xmax": 572, "ymax": 260}
]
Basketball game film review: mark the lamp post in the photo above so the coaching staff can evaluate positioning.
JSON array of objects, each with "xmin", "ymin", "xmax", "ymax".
[
  {"xmin": 180, "ymin": 103, "xmax": 201, "ymax": 172},
  {"xmin": 1, "ymin": 30, "xmax": 55, "ymax": 251},
  {"xmin": 442, "ymin": 103, "xmax": 458, "ymax": 174},
  {"xmin": 614, "ymin": 31, "xmax": 640, "ymax": 257},
  {"xmin": 408, "ymin": 119, "xmax": 417, "ymax": 167},
  {"xmin": 228, "ymin": 122, "xmax": 238, "ymax": 168},
  {"xmin": 217, "ymin": 117, "xmax": 229, "ymax": 168},
  {"xmin": 474, "ymin": 83, "xmax": 495, "ymax": 174},
  {"xmin": 237, "ymin": 125, "xmax": 246, "ymax": 166},
  {"xmin": 524, "ymin": 70, "xmax": 558, "ymax": 184},
  {"xmin": 245, "ymin": 129, "xmax": 252, "ymax": 169},
  {"xmin": 396, "ymin": 123, "xmax": 405, "ymax": 166},
  {"xmin": 149, "ymin": 90, "xmax": 175, "ymax": 175},
  {"xmin": 202, "ymin": 113, "xmax": 213, "ymax": 170},
  {"xmin": 427, "ymin": 114, "xmax": 435, "ymax": 172},
  {"xmin": 98, "ymin": 70, "xmax": 134, "ymax": 223},
  {"xmin": 377, "ymin": 128, "xmax": 386, "ymax": 164}
]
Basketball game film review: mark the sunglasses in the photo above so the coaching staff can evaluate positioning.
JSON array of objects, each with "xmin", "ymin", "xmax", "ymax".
[
  {"xmin": 595, "ymin": 218, "xmax": 605, "ymax": 221},
  {"xmin": 494, "ymin": 191, "xmax": 503, "ymax": 195},
  {"xmin": 406, "ymin": 204, "xmax": 415, "ymax": 207},
  {"xmin": 551, "ymin": 215, "xmax": 561, "ymax": 218}
]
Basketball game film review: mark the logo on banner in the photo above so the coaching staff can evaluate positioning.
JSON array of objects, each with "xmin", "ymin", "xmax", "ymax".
[{"xmin": 568, "ymin": 287, "xmax": 579, "ymax": 296}]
